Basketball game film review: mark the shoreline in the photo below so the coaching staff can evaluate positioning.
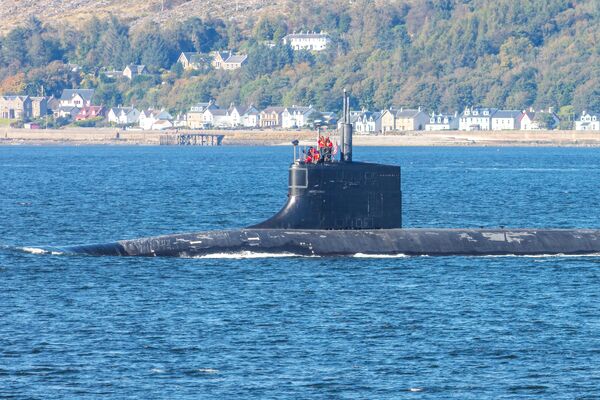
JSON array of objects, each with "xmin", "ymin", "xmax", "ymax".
[{"xmin": 1, "ymin": 127, "xmax": 600, "ymax": 147}]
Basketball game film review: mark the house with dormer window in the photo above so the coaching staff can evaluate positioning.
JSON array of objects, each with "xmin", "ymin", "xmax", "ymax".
[
  {"xmin": 211, "ymin": 51, "xmax": 248, "ymax": 70},
  {"xmin": 351, "ymin": 111, "xmax": 382, "ymax": 134},
  {"xmin": 575, "ymin": 111, "xmax": 600, "ymax": 131},
  {"xmin": 459, "ymin": 107, "xmax": 497, "ymax": 131},
  {"xmin": 281, "ymin": 106, "xmax": 315, "ymax": 128},
  {"xmin": 425, "ymin": 112, "xmax": 459, "ymax": 131},
  {"xmin": 59, "ymin": 89, "xmax": 95, "ymax": 108}
]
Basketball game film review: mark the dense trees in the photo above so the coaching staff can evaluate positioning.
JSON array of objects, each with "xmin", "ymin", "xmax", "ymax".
[{"xmin": 0, "ymin": 0, "xmax": 598, "ymax": 116}]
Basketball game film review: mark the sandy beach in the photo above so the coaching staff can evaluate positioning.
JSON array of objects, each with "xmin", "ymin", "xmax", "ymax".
[{"xmin": 1, "ymin": 127, "xmax": 599, "ymax": 147}]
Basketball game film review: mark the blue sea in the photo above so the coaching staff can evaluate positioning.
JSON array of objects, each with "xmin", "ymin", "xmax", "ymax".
[{"xmin": 2, "ymin": 145, "xmax": 600, "ymax": 399}]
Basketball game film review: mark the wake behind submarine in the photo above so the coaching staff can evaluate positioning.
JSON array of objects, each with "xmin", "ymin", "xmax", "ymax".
[{"xmin": 69, "ymin": 92, "xmax": 600, "ymax": 257}]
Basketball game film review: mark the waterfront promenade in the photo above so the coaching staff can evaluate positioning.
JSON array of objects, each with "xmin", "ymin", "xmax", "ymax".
[{"xmin": 1, "ymin": 127, "xmax": 600, "ymax": 147}]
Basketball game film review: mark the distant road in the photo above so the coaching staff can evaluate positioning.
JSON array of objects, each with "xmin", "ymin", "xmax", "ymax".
[{"xmin": 1, "ymin": 127, "xmax": 599, "ymax": 147}]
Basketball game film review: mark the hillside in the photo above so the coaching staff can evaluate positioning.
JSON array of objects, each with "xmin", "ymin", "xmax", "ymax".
[
  {"xmin": 0, "ymin": 0, "xmax": 598, "ymax": 118},
  {"xmin": 0, "ymin": 0, "xmax": 284, "ymax": 33}
]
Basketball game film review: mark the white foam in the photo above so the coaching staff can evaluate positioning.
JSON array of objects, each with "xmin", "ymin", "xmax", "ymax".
[
  {"xmin": 409, "ymin": 387, "xmax": 423, "ymax": 392},
  {"xmin": 480, "ymin": 253, "xmax": 600, "ymax": 258},
  {"xmin": 197, "ymin": 368, "xmax": 219, "ymax": 374},
  {"xmin": 16, "ymin": 247, "xmax": 64, "ymax": 256},
  {"xmin": 192, "ymin": 251, "xmax": 314, "ymax": 259},
  {"xmin": 19, "ymin": 247, "xmax": 48, "ymax": 255},
  {"xmin": 353, "ymin": 253, "xmax": 409, "ymax": 258}
]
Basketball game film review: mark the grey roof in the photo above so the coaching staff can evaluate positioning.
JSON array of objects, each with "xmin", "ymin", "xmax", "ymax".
[
  {"xmin": 285, "ymin": 106, "xmax": 313, "ymax": 114},
  {"xmin": 125, "ymin": 65, "xmax": 146, "ymax": 74},
  {"xmin": 58, "ymin": 106, "xmax": 79, "ymax": 113},
  {"xmin": 110, "ymin": 106, "xmax": 137, "ymax": 114},
  {"xmin": 261, "ymin": 107, "xmax": 286, "ymax": 114},
  {"xmin": 392, "ymin": 109, "xmax": 424, "ymax": 118},
  {"xmin": 0, "ymin": 95, "xmax": 29, "ymax": 101},
  {"xmin": 492, "ymin": 110, "xmax": 522, "ymax": 119},
  {"xmin": 60, "ymin": 89, "xmax": 94, "ymax": 102},
  {"xmin": 209, "ymin": 109, "xmax": 228, "ymax": 116},
  {"xmin": 225, "ymin": 54, "xmax": 247, "ymax": 64},
  {"xmin": 181, "ymin": 52, "xmax": 207, "ymax": 64}
]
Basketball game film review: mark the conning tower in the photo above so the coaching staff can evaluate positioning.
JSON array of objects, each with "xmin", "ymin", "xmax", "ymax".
[{"xmin": 251, "ymin": 91, "xmax": 402, "ymax": 230}]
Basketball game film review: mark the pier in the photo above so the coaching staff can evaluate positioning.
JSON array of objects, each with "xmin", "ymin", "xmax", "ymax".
[{"xmin": 159, "ymin": 132, "xmax": 224, "ymax": 146}]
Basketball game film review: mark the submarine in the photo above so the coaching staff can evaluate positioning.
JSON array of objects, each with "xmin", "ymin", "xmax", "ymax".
[{"xmin": 69, "ymin": 92, "xmax": 600, "ymax": 257}]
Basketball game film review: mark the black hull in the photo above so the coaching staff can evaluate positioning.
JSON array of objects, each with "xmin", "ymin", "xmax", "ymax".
[{"xmin": 68, "ymin": 228, "xmax": 600, "ymax": 257}]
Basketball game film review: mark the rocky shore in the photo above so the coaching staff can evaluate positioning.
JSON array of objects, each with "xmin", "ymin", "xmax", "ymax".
[{"xmin": 1, "ymin": 127, "xmax": 599, "ymax": 147}]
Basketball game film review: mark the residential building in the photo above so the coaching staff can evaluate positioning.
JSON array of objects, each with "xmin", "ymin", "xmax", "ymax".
[
  {"xmin": 47, "ymin": 96, "xmax": 60, "ymax": 114},
  {"xmin": 75, "ymin": 106, "xmax": 105, "ymax": 121},
  {"xmin": 56, "ymin": 106, "xmax": 80, "ymax": 120},
  {"xmin": 381, "ymin": 107, "xmax": 428, "ymax": 132},
  {"xmin": 30, "ymin": 97, "xmax": 48, "ymax": 119},
  {"xmin": 241, "ymin": 106, "xmax": 260, "ymax": 128},
  {"xmin": 259, "ymin": 107, "xmax": 286, "ymax": 128},
  {"xmin": 283, "ymin": 32, "xmax": 330, "ymax": 51},
  {"xmin": 227, "ymin": 103, "xmax": 245, "ymax": 127},
  {"xmin": 352, "ymin": 111, "xmax": 382, "ymax": 134},
  {"xmin": 139, "ymin": 109, "xmax": 173, "ymax": 130},
  {"xmin": 575, "ymin": 111, "xmax": 600, "ymax": 131},
  {"xmin": 203, "ymin": 108, "xmax": 230, "ymax": 128},
  {"xmin": 123, "ymin": 65, "xmax": 147, "ymax": 80},
  {"xmin": 491, "ymin": 110, "xmax": 522, "ymax": 130},
  {"xmin": 59, "ymin": 89, "xmax": 95, "ymax": 108},
  {"xmin": 425, "ymin": 112, "xmax": 459, "ymax": 131},
  {"xmin": 281, "ymin": 106, "xmax": 315, "ymax": 128},
  {"xmin": 107, "ymin": 107, "xmax": 140, "ymax": 125},
  {"xmin": 0, "ymin": 95, "xmax": 32, "ymax": 120},
  {"xmin": 459, "ymin": 107, "xmax": 497, "ymax": 131},
  {"xmin": 519, "ymin": 108, "xmax": 560, "ymax": 130},
  {"xmin": 211, "ymin": 51, "xmax": 248, "ymax": 70},
  {"xmin": 177, "ymin": 52, "xmax": 209, "ymax": 70},
  {"xmin": 186, "ymin": 101, "xmax": 218, "ymax": 129}
]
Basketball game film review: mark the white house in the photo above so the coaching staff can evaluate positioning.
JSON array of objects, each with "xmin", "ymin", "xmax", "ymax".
[
  {"xmin": 575, "ymin": 111, "xmax": 600, "ymax": 131},
  {"xmin": 283, "ymin": 32, "xmax": 330, "ymax": 51},
  {"xmin": 139, "ymin": 109, "xmax": 173, "ymax": 130},
  {"xmin": 491, "ymin": 110, "xmax": 522, "ymax": 130},
  {"xmin": 107, "ymin": 107, "xmax": 140, "ymax": 125},
  {"xmin": 59, "ymin": 89, "xmax": 95, "ymax": 108},
  {"xmin": 352, "ymin": 111, "xmax": 382, "ymax": 134},
  {"xmin": 281, "ymin": 106, "xmax": 315, "ymax": 128},
  {"xmin": 519, "ymin": 109, "xmax": 560, "ymax": 130},
  {"xmin": 425, "ymin": 112, "xmax": 459, "ymax": 131},
  {"xmin": 227, "ymin": 104, "xmax": 245, "ymax": 127},
  {"xmin": 123, "ymin": 65, "xmax": 147, "ymax": 80},
  {"xmin": 241, "ymin": 106, "xmax": 259, "ymax": 128},
  {"xmin": 203, "ymin": 108, "xmax": 230, "ymax": 128},
  {"xmin": 186, "ymin": 101, "xmax": 218, "ymax": 129},
  {"xmin": 459, "ymin": 107, "xmax": 497, "ymax": 131}
]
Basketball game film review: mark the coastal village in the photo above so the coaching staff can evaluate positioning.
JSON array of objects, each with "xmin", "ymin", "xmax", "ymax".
[{"xmin": 0, "ymin": 31, "xmax": 598, "ymax": 134}]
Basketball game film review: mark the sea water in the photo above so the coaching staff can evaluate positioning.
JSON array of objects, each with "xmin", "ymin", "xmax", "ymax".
[{"xmin": 2, "ymin": 146, "xmax": 600, "ymax": 398}]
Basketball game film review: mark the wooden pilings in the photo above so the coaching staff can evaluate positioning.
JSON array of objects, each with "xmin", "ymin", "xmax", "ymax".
[{"xmin": 159, "ymin": 132, "xmax": 224, "ymax": 146}]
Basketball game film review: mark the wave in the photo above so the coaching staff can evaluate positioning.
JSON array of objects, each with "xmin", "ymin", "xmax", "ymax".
[
  {"xmin": 190, "ymin": 251, "xmax": 316, "ymax": 259},
  {"xmin": 2, "ymin": 246, "xmax": 64, "ymax": 256},
  {"xmin": 480, "ymin": 253, "xmax": 600, "ymax": 258},
  {"xmin": 353, "ymin": 253, "xmax": 410, "ymax": 258}
]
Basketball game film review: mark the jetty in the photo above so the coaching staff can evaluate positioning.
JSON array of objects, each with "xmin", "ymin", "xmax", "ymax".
[{"xmin": 159, "ymin": 132, "xmax": 224, "ymax": 146}]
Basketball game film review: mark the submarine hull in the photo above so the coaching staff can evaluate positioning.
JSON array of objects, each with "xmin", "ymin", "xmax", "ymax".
[{"xmin": 68, "ymin": 228, "xmax": 600, "ymax": 257}]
